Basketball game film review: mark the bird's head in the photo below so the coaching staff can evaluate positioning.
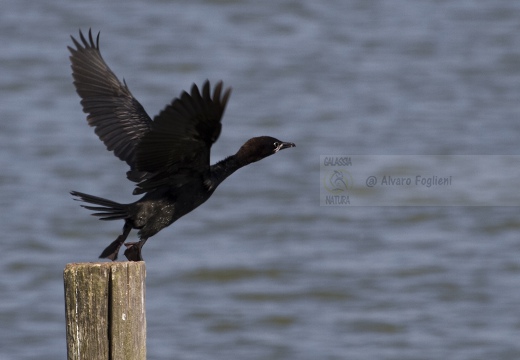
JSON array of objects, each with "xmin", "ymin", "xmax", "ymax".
[{"xmin": 236, "ymin": 136, "xmax": 295, "ymax": 165}]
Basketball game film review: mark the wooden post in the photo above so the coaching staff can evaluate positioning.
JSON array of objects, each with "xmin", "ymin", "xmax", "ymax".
[{"xmin": 64, "ymin": 262, "xmax": 146, "ymax": 360}]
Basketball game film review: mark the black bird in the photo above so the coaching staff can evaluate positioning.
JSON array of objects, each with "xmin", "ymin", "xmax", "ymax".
[{"xmin": 68, "ymin": 30, "xmax": 295, "ymax": 261}]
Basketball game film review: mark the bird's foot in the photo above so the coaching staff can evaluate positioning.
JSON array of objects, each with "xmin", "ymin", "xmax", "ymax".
[
  {"xmin": 99, "ymin": 237, "xmax": 125, "ymax": 261},
  {"xmin": 123, "ymin": 242, "xmax": 144, "ymax": 261},
  {"xmin": 99, "ymin": 222, "xmax": 132, "ymax": 261}
]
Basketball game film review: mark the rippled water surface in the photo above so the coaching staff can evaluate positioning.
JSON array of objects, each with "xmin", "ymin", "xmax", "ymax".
[{"xmin": 2, "ymin": 1, "xmax": 520, "ymax": 359}]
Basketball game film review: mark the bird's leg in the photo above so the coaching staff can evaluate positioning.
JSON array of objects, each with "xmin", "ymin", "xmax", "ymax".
[
  {"xmin": 99, "ymin": 221, "xmax": 132, "ymax": 261},
  {"xmin": 123, "ymin": 238, "xmax": 148, "ymax": 262}
]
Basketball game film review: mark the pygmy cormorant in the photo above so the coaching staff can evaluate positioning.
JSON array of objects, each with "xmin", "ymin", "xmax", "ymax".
[{"xmin": 69, "ymin": 30, "xmax": 295, "ymax": 261}]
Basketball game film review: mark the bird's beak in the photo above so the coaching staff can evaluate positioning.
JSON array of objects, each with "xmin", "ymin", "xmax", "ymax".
[{"xmin": 276, "ymin": 141, "xmax": 296, "ymax": 152}]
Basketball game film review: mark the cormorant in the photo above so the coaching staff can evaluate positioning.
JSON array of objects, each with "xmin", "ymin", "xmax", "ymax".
[{"xmin": 69, "ymin": 30, "xmax": 295, "ymax": 261}]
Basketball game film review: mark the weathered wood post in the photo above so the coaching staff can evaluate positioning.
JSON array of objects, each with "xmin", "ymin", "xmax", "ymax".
[{"xmin": 64, "ymin": 262, "xmax": 146, "ymax": 360}]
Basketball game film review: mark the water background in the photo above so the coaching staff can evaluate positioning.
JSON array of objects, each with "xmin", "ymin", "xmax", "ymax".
[{"xmin": 2, "ymin": 1, "xmax": 520, "ymax": 359}]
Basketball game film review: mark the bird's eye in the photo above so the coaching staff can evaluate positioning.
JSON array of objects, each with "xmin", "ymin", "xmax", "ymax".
[{"xmin": 273, "ymin": 142, "xmax": 280, "ymax": 148}]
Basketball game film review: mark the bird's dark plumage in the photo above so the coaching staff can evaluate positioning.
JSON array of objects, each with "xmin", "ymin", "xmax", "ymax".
[
  {"xmin": 69, "ymin": 30, "xmax": 295, "ymax": 261},
  {"xmin": 68, "ymin": 30, "xmax": 152, "ymax": 171}
]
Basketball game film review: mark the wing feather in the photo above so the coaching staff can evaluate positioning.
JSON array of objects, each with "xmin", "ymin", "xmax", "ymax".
[
  {"xmin": 70, "ymin": 30, "xmax": 232, "ymax": 194},
  {"xmin": 69, "ymin": 29, "xmax": 153, "ymax": 168},
  {"xmin": 133, "ymin": 80, "xmax": 231, "ymax": 194}
]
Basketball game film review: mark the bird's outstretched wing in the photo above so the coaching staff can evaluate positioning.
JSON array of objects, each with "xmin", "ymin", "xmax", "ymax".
[
  {"xmin": 133, "ymin": 80, "xmax": 231, "ymax": 194},
  {"xmin": 68, "ymin": 29, "xmax": 153, "ymax": 171}
]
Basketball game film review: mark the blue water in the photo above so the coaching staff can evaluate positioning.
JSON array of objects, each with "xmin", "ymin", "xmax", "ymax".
[{"xmin": 2, "ymin": 0, "xmax": 520, "ymax": 359}]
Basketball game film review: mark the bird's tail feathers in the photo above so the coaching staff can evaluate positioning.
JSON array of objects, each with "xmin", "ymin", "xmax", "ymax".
[{"xmin": 71, "ymin": 191, "xmax": 128, "ymax": 220}]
